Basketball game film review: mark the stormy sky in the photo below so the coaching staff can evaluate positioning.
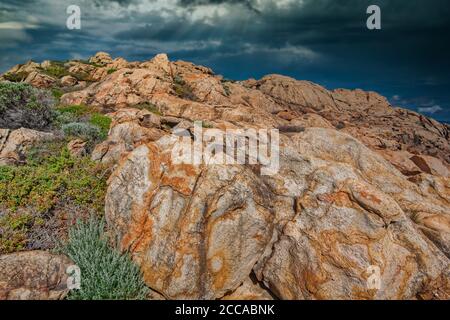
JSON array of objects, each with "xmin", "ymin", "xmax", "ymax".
[{"xmin": 1, "ymin": 0, "xmax": 449, "ymax": 122}]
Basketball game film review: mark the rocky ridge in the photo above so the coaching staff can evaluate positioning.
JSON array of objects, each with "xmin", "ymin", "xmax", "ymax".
[{"xmin": 0, "ymin": 52, "xmax": 449, "ymax": 300}]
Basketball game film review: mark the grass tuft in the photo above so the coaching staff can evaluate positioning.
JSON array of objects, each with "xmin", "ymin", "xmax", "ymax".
[{"xmin": 61, "ymin": 217, "xmax": 149, "ymax": 300}]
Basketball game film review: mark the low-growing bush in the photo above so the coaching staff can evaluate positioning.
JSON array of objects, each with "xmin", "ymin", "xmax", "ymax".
[
  {"xmin": 0, "ymin": 144, "xmax": 108, "ymax": 215},
  {"xmin": 0, "ymin": 212, "xmax": 33, "ymax": 253},
  {"xmin": 0, "ymin": 143, "xmax": 109, "ymax": 254},
  {"xmin": 62, "ymin": 122, "xmax": 102, "ymax": 142},
  {"xmin": 61, "ymin": 217, "xmax": 149, "ymax": 300},
  {"xmin": 173, "ymin": 75, "xmax": 198, "ymax": 101},
  {"xmin": 0, "ymin": 82, "xmax": 55, "ymax": 130},
  {"xmin": 51, "ymin": 87, "xmax": 64, "ymax": 101},
  {"xmin": 42, "ymin": 63, "xmax": 69, "ymax": 78},
  {"xmin": 3, "ymin": 71, "xmax": 28, "ymax": 82},
  {"xmin": 57, "ymin": 104, "xmax": 91, "ymax": 117},
  {"xmin": 89, "ymin": 113, "xmax": 111, "ymax": 139},
  {"xmin": 55, "ymin": 106, "xmax": 111, "ymax": 141},
  {"xmin": 107, "ymin": 68, "xmax": 117, "ymax": 74}
]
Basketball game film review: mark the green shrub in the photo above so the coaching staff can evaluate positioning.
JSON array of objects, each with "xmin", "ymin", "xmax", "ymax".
[
  {"xmin": 3, "ymin": 71, "xmax": 28, "ymax": 82},
  {"xmin": 107, "ymin": 68, "xmax": 117, "ymax": 75},
  {"xmin": 0, "ymin": 145, "xmax": 108, "ymax": 215},
  {"xmin": 62, "ymin": 122, "xmax": 102, "ymax": 142},
  {"xmin": 61, "ymin": 217, "xmax": 149, "ymax": 300},
  {"xmin": 173, "ymin": 75, "xmax": 197, "ymax": 101},
  {"xmin": 0, "ymin": 212, "xmax": 32, "ymax": 253},
  {"xmin": 55, "ymin": 106, "xmax": 111, "ymax": 141},
  {"xmin": 0, "ymin": 82, "xmax": 55, "ymax": 129},
  {"xmin": 43, "ymin": 64, "xmax": 69, "ymax": 78},
  {"xmin": 53, "ymin": 111, "xmax": 79, "ymax": 127},
  {"xmin": 52, "ymin": 88, "xmax": 64, "ymax": 101},
  {"xmin": 57, "ymin": 104, "xmax": 91, "ymax": 117},
  {"xmin": 202, "ymin": 121, "xmax": 213, "ymax": 128},
  {"xmin": 89, "ymin": 113, "xmax": 111, "ymax": 139}
]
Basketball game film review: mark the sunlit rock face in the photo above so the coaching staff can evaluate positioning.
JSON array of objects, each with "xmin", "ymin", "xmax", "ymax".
[{"xmin": 3, "ymin": 52, "xmax": 449, "ymax": 300}]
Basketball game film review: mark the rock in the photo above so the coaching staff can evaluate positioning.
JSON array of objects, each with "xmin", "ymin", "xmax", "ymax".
[
  {"xmin": 105, "ymin": 127, "xmax": 449, "ymax": 300},
  {"xmin": 290, "ymin": 113, "xmax": 334, "ymax": 129},
  {"xmin": 1, "ymin": 60, "xmax": 40, "ymax": 81},
  {"xmin": 5, "ymin": 53, "xmax": 449, "ymax": 300},
  {"xmin": 245, "ymin": 75, "xmax": 337, "ymax": 113},
  {"xmin": 24, "ymin": 71, "xmax": 56, "ymax": 88},
  {"xmin": 105, "ymin": 141, "xmax": 275, "ymax": 299},
  {"xmin": 222, "ymin": 278, "xmax": 273, "ymax": 300},
  {"xmin": 410, "ymin": 155, "xmax": 449, "ymax": 178},
  {"xmin": 60, "ymin": 75, "xmax": 78, "ymax": 87},
  {"xmin": 89, "ymin": 51, "xmax": 113, "ymax": 66},
  {"xmin": 277, "ymin": 110, "xmax": 298, "ymax": 121},
  {"xmin": 108, "ymin": 57, "xmax": 130, "ymax": 70},
  {"xmin": 61, "ymin": 68, "xmax": 172, "ymax": 108},
  {"xmin": 67, "ymin": 139, "xmax": 87, "ymax": 157},
  {"xmin": 378, "ymin": 150, "xmax": 423, "ymax": 176},
  {"xmin": 0, "ymin": 251, "xmax": 73, "ymax": 300},
  {"xmin": 253, "ymin": 129, "xmax": 450, "ymax": 300},
  {"xmin": 91, "ymin": 108, "xmax": 164, "ymax": 164},
  {"xmin": 332, "ymin": 88, "xmax": 392, "ymax": 114},
  {"xmin": 0, "ymin": 128, "xmax": 54, "ymax": 165},
  {"xmin": 40, "ymin": 60, "xmax": 52, "ymax": 69}
]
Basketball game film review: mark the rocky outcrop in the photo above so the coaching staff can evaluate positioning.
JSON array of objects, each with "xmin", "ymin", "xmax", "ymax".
[
  {"xmin": 2, "ymin": 52, "xmax": 449, "ymax": 300},
  {"xmin": 105, "ymin": 125, "xmax": 449, "ymax": 300},
  {"xmin": 24, "ymin": 71, "xmax": 56, "ymax": 88},
  {"xmin": 254, "ymin": 129, "xmax": 449, "ymax": 300},
  {"xmin": 0, "ymin": 128, "xmax": 54, "ymax": 165},
  {"xmin": 91, "ymin": 108, "xmax": 164, "ymax": 164},
  {"xmin": 89, "ymin": 52, "xmax": 113, "ymax": 66},
  {"xmin": 105, "ymin": 140, "xmax": 275, "ymax": 299},
  {"xmin": 60, "ymin": 75, "xmax": 78, "ymax": 87},
  {"xmin": 55, "ymin": 54, "xmax": 450, "ymax": 170},
  {"xmin": 0, "ymin": 251, "xmax": 73, "ymax": 300}
]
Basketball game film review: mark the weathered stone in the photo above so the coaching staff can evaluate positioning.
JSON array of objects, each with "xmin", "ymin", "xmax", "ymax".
[
  {"xmin": 60, "ymin": 75, "xmax": 78, "ymax": 87},
  {"xmin": 222, "ymin": 278, "xmax": 273, "ymax": 300},
  {"xmin": 0, "ymin": 251, "xmax": 73, "ymax": 300},
  {"xmin": 89, "ymin": 51, "xmax": 113, "ymax": 66},
  {"xmin": 0, "ymin": 128, "xmax": 54, "ymax": 165},
  {"xmin": 24, "ymin": 71, "xmax": 56, "ymax": 88},
  {"xmin": 67, "ymin": 139, "xmax": 87, "ymax": 157},
  {"xmin": 105, "ymin": 140, "xmax": 275, "ymax": 299}
]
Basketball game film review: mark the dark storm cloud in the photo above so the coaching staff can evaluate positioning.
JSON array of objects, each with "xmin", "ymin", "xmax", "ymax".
[{"xmin": 0, "ymin": 0, "xmax": 449, "ymax": 121}]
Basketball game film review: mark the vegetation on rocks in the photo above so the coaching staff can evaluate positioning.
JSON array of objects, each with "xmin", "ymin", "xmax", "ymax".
[
  {"xmin": 61, "ymin": 217, "xmax": 149, "ymax": 300},
  {"xmin": 62, "ymin": 122, "xmax": 102, "ymax": 143},
  {"xmin": 41, "ymin": 62, "xmax": 69, "ymax": 79},
  {"xmin": 3, "ymin": 72, "xmax": 28, "ymax": 82},
  {"xmin": 0, "ymin": 82, "xmax": 55, "ymax": 130},
  {"xmin": 173, "ymin": 75, "xmax": 197, "ymax": 101},
  {"xmin": 0, "ymin": 141, "xmax": 110, "ymax": 254},
  {"xmin": 55, "ymin": 104, "xmax": 111, "ymax": 142}
]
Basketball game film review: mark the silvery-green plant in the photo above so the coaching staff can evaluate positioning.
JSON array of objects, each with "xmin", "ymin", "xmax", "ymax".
[
  {"xmin": 0, "ymin": 82, "xmax": 55, "ymax": 130},
  {"xmin": 61, "ymin": 217, "xmax": 149, "ymax": 300},
  {"xmin": 62, "ymin": 122, "xmax": 101, "ymax": 141}
]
